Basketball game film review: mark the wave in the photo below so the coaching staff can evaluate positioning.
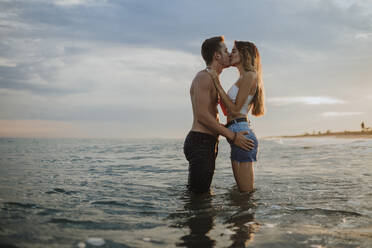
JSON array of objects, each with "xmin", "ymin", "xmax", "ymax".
[
  {"xmin": 49, "ymin": 217, "xmax": 160, "ymax": 230},
  {"xmin": 2, "ymin": 202, "xmax": 39, "ymax": 209},
  {"xmin": 49, "ymin": 218, "xmax": 126, "ymax": 230},
  {"xmin": 292, "ymin": 207, "xmax": 363, "ymax": 217},
  {"xmin": 91, "ymin": 200, "xmax": 130, "ymax": 208},
  {"xmin": 45, "ymin": 188, "xmax": 79, "ymax": 195}
]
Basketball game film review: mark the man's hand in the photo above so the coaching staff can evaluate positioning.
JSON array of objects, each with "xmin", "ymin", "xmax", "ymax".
[{"xmin": 233, "ymin": 131, "xmax": 255, "ymax": 150}]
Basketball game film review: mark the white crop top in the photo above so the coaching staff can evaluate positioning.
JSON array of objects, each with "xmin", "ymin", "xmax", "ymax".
[{"xmin": 227, "ymin": 84, "xmax": 254, "ymax": 115}]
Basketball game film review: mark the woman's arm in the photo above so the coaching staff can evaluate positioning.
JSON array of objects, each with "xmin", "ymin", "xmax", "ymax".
[
  {"xmin": 209, "ymin": 70, "xmax": 257, "ymax": 116},
  {"xmin": 193, "ymin": 71, "xmax": 254, "ymax": 150}
]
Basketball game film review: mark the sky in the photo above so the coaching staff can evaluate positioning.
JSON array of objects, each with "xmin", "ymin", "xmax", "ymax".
[{"xmin": 0, "ymin": 0, "xmax": 372, "ymax": 139}]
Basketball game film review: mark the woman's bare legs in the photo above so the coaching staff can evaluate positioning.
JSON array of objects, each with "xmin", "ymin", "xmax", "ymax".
[{"xmin": 231, "ymin": 161, "xmax": 254, "ymax": 192}]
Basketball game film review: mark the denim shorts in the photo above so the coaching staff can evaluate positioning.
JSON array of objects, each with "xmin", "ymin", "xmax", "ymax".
[{"xmin": 228, "ymin": 121, "xmax": 258, "ymax": 162}]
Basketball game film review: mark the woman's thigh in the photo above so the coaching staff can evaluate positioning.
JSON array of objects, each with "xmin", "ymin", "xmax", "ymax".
[{"xmin": 231, "ymin": 161, "xmax": 254, "ymax": 192}]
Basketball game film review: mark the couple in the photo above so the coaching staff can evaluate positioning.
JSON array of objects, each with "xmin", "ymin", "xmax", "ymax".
[{"xmin": 183, "ymin": 36, "xmax": 265, "ymax": 194}]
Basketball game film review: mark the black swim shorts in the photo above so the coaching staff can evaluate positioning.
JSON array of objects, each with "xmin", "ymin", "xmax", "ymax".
[{"xmin": 183, "ymin": 131, "xmax": 218, "ymax": 193}]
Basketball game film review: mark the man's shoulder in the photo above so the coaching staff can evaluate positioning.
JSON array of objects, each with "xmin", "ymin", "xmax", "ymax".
[{"xmin": 194, "ymin": 70, "xmax": 212, "ymax": 84}]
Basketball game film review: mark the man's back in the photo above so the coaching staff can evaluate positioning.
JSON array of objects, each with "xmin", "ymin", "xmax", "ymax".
[{"xmin": 190, "ymin": 70, "xmax": 219, "ymax": 136}]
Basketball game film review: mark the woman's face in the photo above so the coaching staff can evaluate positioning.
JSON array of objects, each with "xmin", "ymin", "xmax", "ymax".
[{"xmin": 230, "ymin": 44, "xmax": 241, "ymax": 67}]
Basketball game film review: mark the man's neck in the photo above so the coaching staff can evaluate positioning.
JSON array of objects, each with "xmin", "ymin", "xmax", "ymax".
[{"xmin": 207, "ymin": 62, "xmax": 223, "ymax": 75}]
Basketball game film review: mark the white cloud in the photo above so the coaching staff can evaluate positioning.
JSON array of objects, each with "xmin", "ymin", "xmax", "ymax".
[
  {"xmin": 50, "ymin": 42, "xmax": 201, "ymax": 108},
  {"xmin": 355, "ymin": 32, "xmax": 372, "ymax": 40},
  {"xmin": 268, "ymin": 96, "xmax": 346, "ymax": 106},
  {"xmin": 0, "ymin": 40, "xmax": 202, "ymax": 120},
  {"xmin": 37, "ymin": 0, "xmax": 105, "ymax": 6},
  {"xmin": 322, "ymin": 112, "xmax": 364, "ymax": 117},
  {"xmin": 333, "ymin": 0, "xmax": 356, "ymax": 9},
  {"xmin": 0, "ymin": 7, "xmax": 32, "ymax": 32},
  {"xmin": 262, "ymin": 44, "xmax": 328, "ymax": 63},
  {"xmin": 0, "ymin": 57, "xmax": 16, "ymax": 67}
]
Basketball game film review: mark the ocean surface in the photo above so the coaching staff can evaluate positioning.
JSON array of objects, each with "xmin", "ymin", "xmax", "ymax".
[{"xmin": 0, "ymin": 137, "xmax": 372, "ymax": 248}]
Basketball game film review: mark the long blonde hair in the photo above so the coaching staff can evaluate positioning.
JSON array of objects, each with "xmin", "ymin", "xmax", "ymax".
[{"xmin": 235, "ymin": 41, "xmax": 265, "ymax": 116}]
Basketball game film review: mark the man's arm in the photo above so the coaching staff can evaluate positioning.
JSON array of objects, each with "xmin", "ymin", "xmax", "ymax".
[{"xmin": 194, "ymin": 73, "xmax": 254, "ymax": 150}]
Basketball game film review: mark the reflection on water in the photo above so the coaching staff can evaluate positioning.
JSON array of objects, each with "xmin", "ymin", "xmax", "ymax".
[
  {"xmin": 177, "ymin": 192, "xmax": 216, "ymax": 247},
  {"xmin": 225, "ymin": 189, "xmax": 259, "ymax": 248},
  {"xmin": 174, "ymin": 189, "xmax": 259, "ymax": 248}
]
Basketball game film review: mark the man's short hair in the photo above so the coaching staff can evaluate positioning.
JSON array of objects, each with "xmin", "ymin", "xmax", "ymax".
[{"xmin": 201, "ymin": 36, "xmax": 224, "ymax": 65}]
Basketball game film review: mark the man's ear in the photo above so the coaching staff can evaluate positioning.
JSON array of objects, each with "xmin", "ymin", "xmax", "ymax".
[{"xmin": 214, "ymin": 52, "xmax": 221, "ymax": 60}]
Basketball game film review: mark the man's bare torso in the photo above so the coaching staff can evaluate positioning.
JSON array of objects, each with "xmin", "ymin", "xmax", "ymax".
[{"xmin": 190, "ymin": 70, "xmax": 219, "ymax": 136}]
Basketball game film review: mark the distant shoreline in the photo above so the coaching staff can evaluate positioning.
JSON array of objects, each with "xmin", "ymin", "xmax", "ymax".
[{"xmin": 276, "ymin": 130, "xmax": 372, "ymax": 139}]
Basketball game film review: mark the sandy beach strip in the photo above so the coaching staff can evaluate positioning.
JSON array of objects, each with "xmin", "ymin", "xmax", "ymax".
[{"xmin": 274, "ymin": 131, "xmax": 372, "ymax": 139}]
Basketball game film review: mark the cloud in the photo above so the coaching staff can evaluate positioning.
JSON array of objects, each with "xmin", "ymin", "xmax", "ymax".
[
  {"xmin": 51, "ymin": 0, "xmax": 105, "ymax": 6},
  {"xmin": 10, "ymin": 0, "xmax": 107, "ymax": 7},
  {"xmin": 355, "ymin": 32, "xmax": 372, "ymax": 40},
  {"xmin": 1, "ymin": 0, "xmax": 372, "ymax": 138},
  {"xmin": 2, "ymin": 39, "xmax": 201, "ymax": 94},
  {"xmin": 0, "ymin": 58, "xmax": 16, "ymax": 67},
  {"xmin": 3, "ymin": 0, "xmax": 372, "ymax": 52},
  {"xmin": 267, "ymin": 97, "xmax": 346, "ymax": 106},
  {"xmin": 0, "ymin": 41, "xmax": 201, "ymax": 121},
  {"xmin": 322, "ymin": 112, "xmax": 364, "ymax": 117}
]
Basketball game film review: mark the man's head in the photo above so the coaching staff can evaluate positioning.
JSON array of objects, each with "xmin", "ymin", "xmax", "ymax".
[{"xmin": 201, "ymin": 36, "xmax": 230, "ymax": 68}]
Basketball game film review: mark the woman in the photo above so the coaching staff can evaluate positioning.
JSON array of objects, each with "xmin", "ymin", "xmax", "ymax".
[{"xmin": 207, "ymin": 41, "xmax": 265, "ymax": 192}]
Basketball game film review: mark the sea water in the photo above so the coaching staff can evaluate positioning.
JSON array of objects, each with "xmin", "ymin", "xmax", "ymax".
[{"xmin": 0, "ymin": 137, "xmax": 372, "ymax": 247}]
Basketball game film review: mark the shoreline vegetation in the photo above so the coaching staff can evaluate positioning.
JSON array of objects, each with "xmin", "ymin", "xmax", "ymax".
[{"xmin": 277, "ymin": 130, "xmax": 372, "ymax": 139}]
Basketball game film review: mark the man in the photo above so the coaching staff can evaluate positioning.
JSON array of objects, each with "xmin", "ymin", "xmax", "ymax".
[{"xmin": 183, "ymin": 36, "xmax": 254, "ymax": 194}]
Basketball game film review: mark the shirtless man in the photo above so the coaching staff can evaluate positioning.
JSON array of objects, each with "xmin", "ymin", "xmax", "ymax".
[{"xmin": 183, "ymin": 36, "xmax": 254, "ymax": 193}]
